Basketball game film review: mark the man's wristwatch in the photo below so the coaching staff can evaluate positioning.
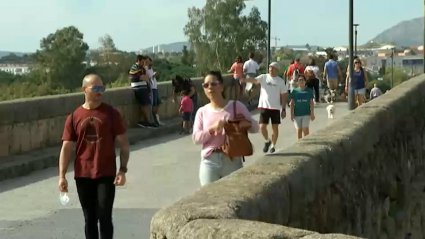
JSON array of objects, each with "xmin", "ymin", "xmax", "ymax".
[{"xmin": 119, "ymin": 167, "xmax": 128, "ymax": 173}]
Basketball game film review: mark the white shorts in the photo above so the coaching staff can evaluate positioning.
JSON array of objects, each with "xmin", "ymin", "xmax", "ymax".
[
  {"xmin": 294, "ymin": 115, "xmax": 310, "ymax": 129},
  {"xmin": 245, "ymin": 73, "xmax": 256, "ymax": 92}
]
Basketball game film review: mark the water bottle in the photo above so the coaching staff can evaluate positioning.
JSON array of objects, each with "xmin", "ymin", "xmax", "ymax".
[{"xmin": 59, "ymin": 192, "xmax": 70, "ymax": 205}]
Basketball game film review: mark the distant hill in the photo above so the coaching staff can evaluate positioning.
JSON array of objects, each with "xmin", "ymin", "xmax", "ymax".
[
  {"xmin": 142, "ymin": 41, "xmax": 191, "ymax": 53},
  {"xmin": 0, "ymin": 51, "xmax": 32, "ymax": 58},
  {"xmin": 368, "ymin": 17, "xmax": 424, "ymax": 47}
]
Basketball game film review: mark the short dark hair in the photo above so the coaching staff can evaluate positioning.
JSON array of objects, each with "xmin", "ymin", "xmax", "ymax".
[
  {"xmin": 249, "ymin": 52, "xmax": 255, "ymax": 59},
  {"xmin": 295, "ymin": 58, "xmax": 300, "ymax": 62},
  {"xmin": 147, "ymin": 56, "xmax": 153, "ymax": 62},
  {"xmin": 235, "ymin": 56, "xmax": 242, "ymax": 63},
  {"xmin": 136, "ymin": 55, "xmax": 147, "ymax": 61}
]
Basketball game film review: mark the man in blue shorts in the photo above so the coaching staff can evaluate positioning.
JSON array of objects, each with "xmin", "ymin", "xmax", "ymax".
[{"xmin": 129, "ymin": 55, "xmax": 157, "ymax": 128}]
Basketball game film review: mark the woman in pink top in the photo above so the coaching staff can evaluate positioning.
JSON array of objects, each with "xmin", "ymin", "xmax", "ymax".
[
  {"xmin": 228, "ymin": 56, "xmax": 244, "ymax": 100},
  {"xmin": 193, "ymin": 71, "xmax": 259, "ymax": 186}
]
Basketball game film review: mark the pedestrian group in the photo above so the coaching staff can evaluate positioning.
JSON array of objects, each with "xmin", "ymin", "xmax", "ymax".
[{"xmin": 57, "ymin": 52, "xmax": 378, "ymax": 239}]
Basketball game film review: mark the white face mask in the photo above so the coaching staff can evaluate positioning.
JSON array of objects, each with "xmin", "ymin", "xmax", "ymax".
[{"xmin": 59, "ymin": 192, "xmax": 70, "ymax": 205}]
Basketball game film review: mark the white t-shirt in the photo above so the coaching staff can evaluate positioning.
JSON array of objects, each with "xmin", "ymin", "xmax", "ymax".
[
  {"xmin": 147, "ymin": 68, "xmax": 157, "ymax": 89},
  {"xmin": 243, "ymin": 59, "xmax": 259, "ymax": 74},
  {"xmin": 256, "ymin": 74, "xmax": 288, "ymax": 110},
  {"xmin": 305, "ymin": 65, "xmax": 320, "ymax": 79}
]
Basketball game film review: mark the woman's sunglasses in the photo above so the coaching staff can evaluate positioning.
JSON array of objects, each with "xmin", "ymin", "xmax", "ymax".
[
  {"xmin": 202, "ymin": 81, "xmax": 220, "ymax": 88},
  {"xmin": 87, "ymin": 86, "xmax": 106, "ymax": 92},
  {"xmin": 355, "ymin": 61, "xmax": 361, "ymax": 64}
]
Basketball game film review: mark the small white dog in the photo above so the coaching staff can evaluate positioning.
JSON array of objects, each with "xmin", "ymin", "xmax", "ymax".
[{"xmin": 326, "ymin": 104, "xmax": 336, "ymax": 119}]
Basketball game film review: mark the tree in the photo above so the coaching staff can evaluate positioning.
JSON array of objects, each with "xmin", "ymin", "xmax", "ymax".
[
  {"xmin": 33, "ymin": 26, "xmax": 89, "ymax": 89},
  {"xmin": 98, "ymin": 34, "xmax": 117, "ymax": 63},
  {"xmin": 184, "ymin": 0, "xmax": 267, "ymax": 73},
  {"xmin": 324, "ymin": 47, "xmax": 336, "ymax": 57},
  {"xmin": 305, "ymin": 43, "xmax": 311, "ymax": 51},
  {"xmin": 181, "ymin": 45, "xmax": 191, "ymax": 66}
]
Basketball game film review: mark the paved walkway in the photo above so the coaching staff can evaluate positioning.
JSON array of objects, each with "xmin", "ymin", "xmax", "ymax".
[{"xmin": 0, "ymin": 103, "xmax": 349, "ymax": 239}]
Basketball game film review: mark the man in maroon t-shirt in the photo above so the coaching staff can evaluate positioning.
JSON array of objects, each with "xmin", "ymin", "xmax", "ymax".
[{"xmin": 58, "ymin": 74, "xmax": 129, "ymax": 239}]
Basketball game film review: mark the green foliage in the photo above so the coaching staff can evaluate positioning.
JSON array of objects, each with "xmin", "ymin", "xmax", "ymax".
[
  {"xmin": 181, "ymin": 45, "xmax": 195, "ymax": 66},
  {"xmin": 367, "ymin": 67, "xmax": 408, "ymax": 92},
  {"xmin": 184, "ymin": 0, "xmax": 267, "ymax": 73},
  {"xmin": 33, "ymin": 26, "xmax": 89, "ymax": 89},
  {"xmin": 1, "ymin": 1, "xmax": 271, "ymax": 102}
]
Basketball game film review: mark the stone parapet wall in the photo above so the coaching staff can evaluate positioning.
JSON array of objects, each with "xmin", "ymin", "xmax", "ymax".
[
  {"xmin": 0, "ymin": 75, "xmax": 243, "ymax": 158},
  {"xmin": 150, "ymin": 74, "xmax": 425, "ymax": 239}
]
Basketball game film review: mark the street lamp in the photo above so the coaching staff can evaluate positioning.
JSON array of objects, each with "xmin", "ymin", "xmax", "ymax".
[
  {"xmin": 244, "ymin": 0, "xmax": 271, "ymax": 66},
  {"xmin": 423, "ymin": 0, "xmax": 425, "ymax": 73},
  {"xmin": 391, "ymin": 47, "xmax": 394, "ymax": 88},
  {"xmin": 354, "ymin": 24, "xmax": 359, "ymax": 56},
  {"xmin": 348, "ymin": 0, "xmax": 355, "ymax": 110}
]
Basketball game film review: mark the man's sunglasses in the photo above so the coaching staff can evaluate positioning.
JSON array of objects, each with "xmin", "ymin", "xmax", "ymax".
[
  {"xmin": 202, "ymin": 81, "xmax": 220, "ymax": 88},
  {"xmin": 87, "ymin": 86, "xmax": 106, "ymax": 92}
]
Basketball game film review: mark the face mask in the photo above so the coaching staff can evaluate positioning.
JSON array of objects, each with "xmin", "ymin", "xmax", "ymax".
[{"xmin": 59, "ymin": 192, "xmax": 70, "ymax": 205}]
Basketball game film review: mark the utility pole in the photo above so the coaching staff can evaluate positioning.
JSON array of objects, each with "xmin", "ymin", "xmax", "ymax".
[
  {"xmin": 267, "ymin": 0, "xmax": 271, "ymax": 66},
  {"xmin": 354, "ymin": 24, "xmax": 359, "ymax": 56},
  {"xmin": 348, "ymin": 0, "xmax": 355, "ymax": 110},
  {"xmin": 391, "ymin": 47, "xmax": 394, "ymax": 88},
  {"xmin": 271, "ymin": 36, "xmax": 281, "ymax": 49}
]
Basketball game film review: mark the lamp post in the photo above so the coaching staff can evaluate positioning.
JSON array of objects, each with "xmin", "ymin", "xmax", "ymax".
[
  {"xmin": 423, "ymin": 0, "xmax": 425, "ymax": 73},
  {"xmin": 391, "ymin": 47, "xmax": 394, "ymax": 88},
  {"xmin": 348, "ymin": 0, "xmax": 355, "ymax": 110},
  {"xmin": 354, "ymin": 24, "xmax": 359, "ymax": 56},
  {"xmin": 244, "ymin": 0, "xmax": 271, "ymax": 66}
]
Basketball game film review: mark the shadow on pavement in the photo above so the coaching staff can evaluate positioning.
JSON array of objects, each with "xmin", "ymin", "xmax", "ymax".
[{"xmin": 0, "ymin": 208, "xmax": 160, "ymax": 239}]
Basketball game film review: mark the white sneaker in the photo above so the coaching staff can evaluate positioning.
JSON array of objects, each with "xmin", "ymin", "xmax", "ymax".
[{"xmin": 156, "ymin": 115, "xmax": 165, "ymax": 126}]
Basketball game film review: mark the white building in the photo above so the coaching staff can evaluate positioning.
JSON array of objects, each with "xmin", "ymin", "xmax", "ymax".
[{"xmin": 0, "ymin": 64, "xmax": 30, "ymax": 75}]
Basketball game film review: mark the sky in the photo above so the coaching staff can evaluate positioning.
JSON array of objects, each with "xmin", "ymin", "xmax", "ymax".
[{"xmin": 0, "ymin": 0, "xmax": 423, "ymax": 53}]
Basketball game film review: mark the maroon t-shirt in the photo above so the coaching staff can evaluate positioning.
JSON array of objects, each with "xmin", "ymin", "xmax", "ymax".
[{"xmin": 62, "ymin": 103, "xmax": 126, "ymax": 179}]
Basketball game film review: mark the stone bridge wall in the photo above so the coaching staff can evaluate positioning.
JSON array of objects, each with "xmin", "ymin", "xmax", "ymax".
[
  {"xmin": 151, "ymin": 74, "xmax": 425, "ymax": 239},
  {"xmin": 0, "ymin": 75, "xmax": 240, "ymax": 158}
]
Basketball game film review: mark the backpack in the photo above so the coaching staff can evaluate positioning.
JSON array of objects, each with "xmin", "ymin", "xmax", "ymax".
[
  {"xmin": 292, "ymin": 65, "xmax": 300, "ymax": 81},
  {"xmin": 221, "ymin": 101, "xmax": 253, "ymax": 160},
  {"xmin": 289, "ymin": 65, "xmax": 300, "ymax": 89}
]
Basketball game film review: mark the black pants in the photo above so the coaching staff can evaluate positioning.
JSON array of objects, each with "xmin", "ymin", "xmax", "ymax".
[
  {"xmin": 306, "ymin": 78, "xmax": 320, "ymax": 103},
  {"xmin": 76, "ymin": 177, "xmax": 116, "ymax": 239}
]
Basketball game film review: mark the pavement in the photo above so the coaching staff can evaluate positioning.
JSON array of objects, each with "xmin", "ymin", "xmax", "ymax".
[{"xmin": 0, "ymin": 102, "xmax": 349, "ymax": 239}]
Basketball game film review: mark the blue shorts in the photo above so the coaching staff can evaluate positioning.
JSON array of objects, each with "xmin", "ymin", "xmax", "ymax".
[
  {"xmin": 133, "ymin": 87, "xmax": 151, "ymax": 106},
  {"xmin": 151, "ymin": 89, "xmax": 161, "ymax": 107},
  {"xmin": 181, "ymin": 112, "xmax": 191, "ymax": 121},
  {"xmin": 234, "ymin": 77, "xmax": 241, "ymax": 81}
]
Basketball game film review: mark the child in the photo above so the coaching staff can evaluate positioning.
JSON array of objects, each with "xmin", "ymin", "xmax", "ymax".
[
  {"xmin": 290, "ymin": 75, "xmax": 315, "ymax": 140},
  {"xmin": 179, "ymin": 89, "xmax": 193, "ymax": 134}
]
